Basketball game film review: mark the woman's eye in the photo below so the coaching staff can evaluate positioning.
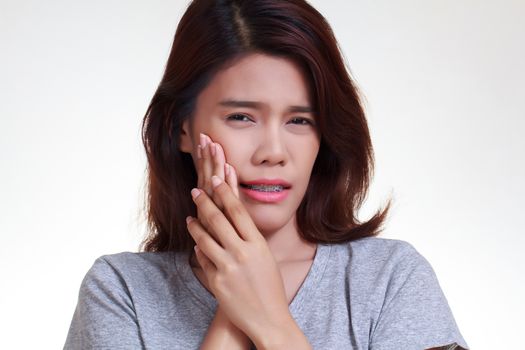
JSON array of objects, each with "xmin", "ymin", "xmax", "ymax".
[
  {"xmin": 226, "ymin": 114, "xmax": 315, "ymax": 126},
  {"xmin": 289, "ymin": 117, "xmax": 315, "ymax": 126},
  {"xmin": 226, "ymin": 114, "xmax": 252, "ymax": 122}
]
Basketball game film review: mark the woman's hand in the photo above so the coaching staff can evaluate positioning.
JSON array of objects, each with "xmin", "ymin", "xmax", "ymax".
[
  {"xmin": 197, "ymin": 133, "xmax": 239, "ymax": 205},
  {"xmin": 187, "ymin": 134, "xmax": 293, "ymax": 345},
  {"xmin": 195, "ymin": 133, "xmax": 239, "ymax": 243},
  {"xmin": 193, "ymin": 133, "xmax": 251, "ymax": 349}
]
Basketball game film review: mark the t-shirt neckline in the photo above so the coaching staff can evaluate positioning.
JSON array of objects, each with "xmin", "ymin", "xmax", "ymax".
[{"xmin": 174, "ymin": 242, "xmax": 332, "ymax": 317}]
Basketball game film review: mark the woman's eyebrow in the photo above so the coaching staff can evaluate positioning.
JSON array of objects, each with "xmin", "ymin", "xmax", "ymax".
[{"xmin": 218, "ymin": 99, "xmax": 314, "ymax": 114}]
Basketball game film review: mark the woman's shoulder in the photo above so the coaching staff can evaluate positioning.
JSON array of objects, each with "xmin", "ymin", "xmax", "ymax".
[
  {"xmin": 342, "ymin": 238, "xmax": 470, "ymax": 349},
  {"xmin": 337, "ymin": 236, "xmax": 425, "ymax": 266},
  {"xmin": 94, "ymin": 250, "xmax": 176, "ymax": 268},
  {"xmin": 333, "ymin": 236, "xmax": 437, "ymax": 291},
  {"xmin": 80, "ymin": 250, "xmax": 180, "ymax": 290}
]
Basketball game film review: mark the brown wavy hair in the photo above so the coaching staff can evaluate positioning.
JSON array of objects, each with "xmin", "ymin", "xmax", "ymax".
[{"xmin": 139, "ymin": 0, "xmax": 393, "ymax": 254}]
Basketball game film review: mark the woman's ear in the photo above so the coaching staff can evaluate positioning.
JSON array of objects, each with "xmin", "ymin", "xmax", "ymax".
[{"xmin": 179, "ymin": 119, "xmax": 193, "ymax": 154}]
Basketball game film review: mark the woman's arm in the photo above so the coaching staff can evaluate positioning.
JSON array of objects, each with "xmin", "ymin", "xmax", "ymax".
[
  {"xmin": 251, "ymin": 318, "xmax": 313, "ymax": 350},
  {"xmin": 200, "ymin": 306, "xmax": 312, "ymax": 350},
  {"xmin": 199, "ymin": 306, "xmax": 252, "ymax": 350}
]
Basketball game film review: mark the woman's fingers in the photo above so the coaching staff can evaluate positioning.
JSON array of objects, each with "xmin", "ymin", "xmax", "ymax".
[
  {"xmin": 213, "ymin": 142, "xmax": 225, "ymax": 180},
  {"xmin": 197, "ymin": 134, "xmax": 215, "ymax": 236},
  {"xmin": 225, "ymin": 163, "xmax": 239, "ymax": 198},
  {"xmin": 189, "ymin": 186, "xmax": 242, "ymax": 251},
  {"xmin": 186, "ymin": 215, "xmax": 228, "ymax": 271},
  {"xmin": 210, "ymin": 176, "xmax": 259, "ymax": 242},
  {"xmin": 196, "ymin": 144, "xmax": 203, "ymax": 188},
  {"xmin": 211, "ymin": 142, "xmax": 226, "ymax": 209},
  {"xmin": 194, "ymin": 245, "xmax": 213, "ymax": 277},
  {"xmin": 195, "ymin": 133, "xmax": 241, "ymax": 236},
  {"xmin": 200, "ymin": 134, "xmax": 214, "ymax": 197}
]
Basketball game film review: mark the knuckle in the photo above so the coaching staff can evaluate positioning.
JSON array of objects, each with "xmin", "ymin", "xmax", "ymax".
[
  {"xmin": 254, "ymin": 237, "xmax": 269, "ymax": 251},
  {"xmin": 222, "ymin": 261, "xmax": 237, "ymax": 275},
  {"xmin": 234, "ymin": 249, "xmax": 249, "ymax": 264},
  {"xmin": 208, "ymin": 211, "xmax": 223, "ymax": 226},
  {"xmin": 195, "ymin": 235, "xmax": 207, "ymax": 247},
  {"xmin": 211, "ymin": 274, "xmax": 224, "ymax": 289},
  {"xmin": 212, "ymin": 193, "xmax": 223, "ymax": 207},
  {"xmin": 217, "ymin": 181, "xmax": 228, "ymax": 193},
  {"xmin": 196, "ymin": 217, "xmax": 210, "ymax": 233},
  {"xmin": 201, "ymin": 220, "xmax": 211, "ymax": 233},
  {"xmin": 230, "ymin": 203, "xmax": 245, "ymax": 219}
]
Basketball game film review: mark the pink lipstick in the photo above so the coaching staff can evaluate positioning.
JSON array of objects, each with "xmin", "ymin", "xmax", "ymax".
[{"xmin": 239, "ymin": 178, "xmax": 291, "ymax": 203}]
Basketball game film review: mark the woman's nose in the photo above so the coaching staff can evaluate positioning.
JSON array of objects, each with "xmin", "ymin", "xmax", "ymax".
[{"xmin": 251, "ymin": 126, "xmax": 288, "ymax": 166}]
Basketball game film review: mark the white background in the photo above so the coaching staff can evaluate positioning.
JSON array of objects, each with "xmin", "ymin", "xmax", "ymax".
[{"xmin": 1, "ymin": 0, "xmax": 523, "ymax": 348}]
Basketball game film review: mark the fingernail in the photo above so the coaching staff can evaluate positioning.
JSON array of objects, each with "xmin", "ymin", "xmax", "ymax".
[
  {"xmin": 199, "ymin": 133, "xmax": 206, "ymax": 148},
  {"xmin": 191, "ymin": 188, "xmax": 201, "ymax": 199},
  {"xmin": 210, "ymin": 143, "xmax": 216, "ymax": 156},
  {"xmin": 186, "ymin": 216, "xmax": 194, "ymax": 224},
  {"xmin": 224, "ymin": 163, "xmax": 230, "ymax": 176},
  {"xmin": 211, "ymin": 175, "xmax": 222, "ymax": 188}
]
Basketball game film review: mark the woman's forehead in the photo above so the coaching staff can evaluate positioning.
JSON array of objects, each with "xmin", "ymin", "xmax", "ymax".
[{"xmin": 197, "ymin": 54, "xmax": 313, "ymax": 111}]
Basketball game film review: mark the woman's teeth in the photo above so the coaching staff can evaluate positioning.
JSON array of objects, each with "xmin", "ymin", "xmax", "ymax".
[{"xmin": 243, "ymin": 184, "xmax": 285, "ymax": 192}]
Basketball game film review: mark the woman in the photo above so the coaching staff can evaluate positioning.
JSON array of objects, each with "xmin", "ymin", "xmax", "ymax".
[{"xmin": 64, "ymin": 0, "xmax": 469, "ymax": 349}]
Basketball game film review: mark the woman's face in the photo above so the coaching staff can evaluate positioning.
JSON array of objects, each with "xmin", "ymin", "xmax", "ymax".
[{"xmin": 180, "ymin": 53, "xmax": 321, "ymax": 235}]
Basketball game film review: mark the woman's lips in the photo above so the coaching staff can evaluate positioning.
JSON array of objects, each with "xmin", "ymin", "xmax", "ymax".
[
  {"xmin": 240, "ymin": 178, "xmax": 292, "ymax": 188},
  {"xmin": 239, "ymin": 186, "xmax": 290, "ymax": 203}
]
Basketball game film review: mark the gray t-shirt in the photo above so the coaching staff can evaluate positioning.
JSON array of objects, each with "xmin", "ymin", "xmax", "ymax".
[{"xmin": 64, "ymin": 237, "xmax": 469, "ymax": 349}]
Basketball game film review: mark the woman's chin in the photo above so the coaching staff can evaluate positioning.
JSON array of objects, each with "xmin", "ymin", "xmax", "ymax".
[{"xmin": 246, "ymin": 210, "xmax": 293, "ymax": 236}]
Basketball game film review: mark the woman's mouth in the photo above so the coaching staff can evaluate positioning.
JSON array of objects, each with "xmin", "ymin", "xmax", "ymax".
[
  {"xmin": 240, "ymin": 183, "xmax": 286, "ymax": 192},
  {"xmin": 239, "ymin": 179, "xmax": 292, "ymax": 203},
  {"xmin": 239, "ymin": 182, "xmax": 291, "ymax": 203}
]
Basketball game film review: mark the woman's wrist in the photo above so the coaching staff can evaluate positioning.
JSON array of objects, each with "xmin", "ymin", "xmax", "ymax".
[
  {"xmin": 199, "ymin": 306, "xmax": 252, "ymax": 350},
  {"xmin": 252, "ymin": 315, "xmax": 312, "ymax": 350}
]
